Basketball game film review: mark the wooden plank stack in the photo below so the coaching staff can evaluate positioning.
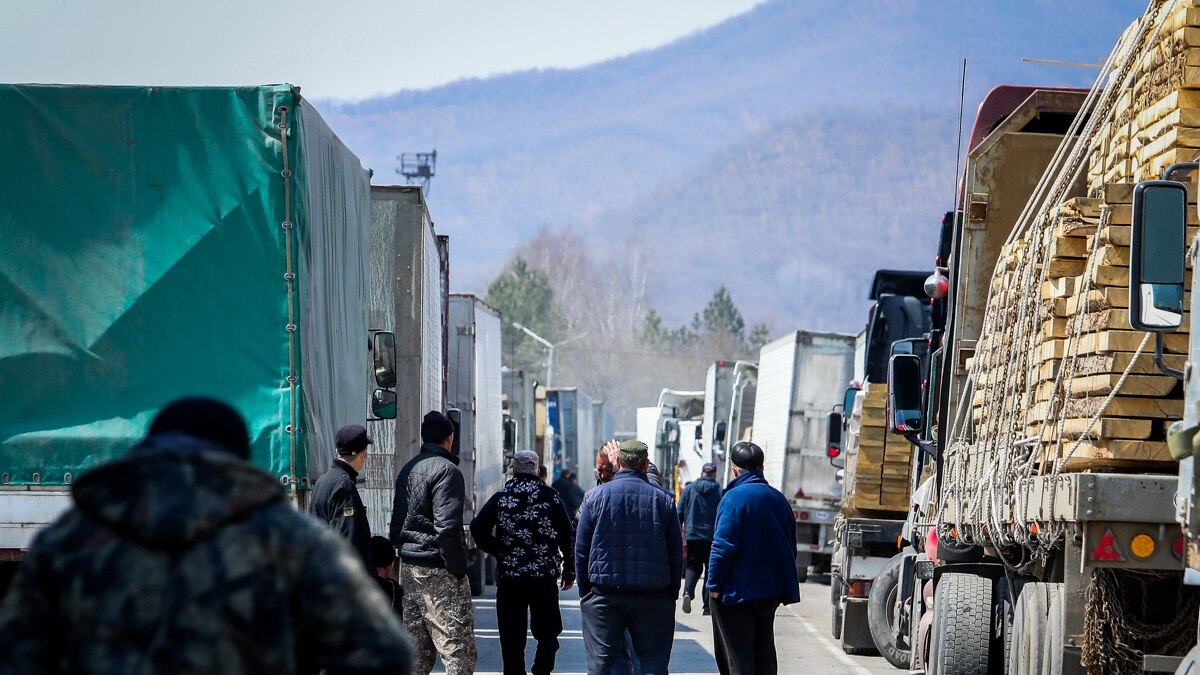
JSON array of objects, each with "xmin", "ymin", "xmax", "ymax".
[
  {"xmin": 970, "ymin": 186, "xmax": 1194, "ymax": 472},
  {"xmin": 845, "ymin": 383, "xmax": 912, "ymax": 514},
  {"xmin": 1089, "ymin": 2, "xmax": 1200, "ymax": 192}
]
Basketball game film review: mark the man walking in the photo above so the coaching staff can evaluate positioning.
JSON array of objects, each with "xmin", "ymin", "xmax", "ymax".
[
  {"xmin": 471, "ymin": 450, "xmax": 576, "ymax": 675},
  {"xmin": 390, "ymin": 410, "xmax": 477, "ymax": 675},
  {"xmin": 0, "ymin": 397, "xmax": 412, "ymax": 674},
  {"xmin": 678, "ymin": 461, "xmax": 722, "ymax": 615},
  {"xmin": 576, "ymin": 440, "xmax": 683, "ymax": 675},
  {"xmin": 552, "ymin": 468, "xmax": 585, "ymax": 519},
  {"xmin": 707, "ymin": 442, "xmax": 800, "ymax": 675},
  {"xmin": 310, "ymin": 424, "xmax": 373, "ymax": 570}
]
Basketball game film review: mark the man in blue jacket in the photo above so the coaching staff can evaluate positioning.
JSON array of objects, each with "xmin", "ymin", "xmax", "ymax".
[
  {"xmin": 707, "ymin": 441, "xmax": 800, "ymax": 675},
  {"xmin": 678, "ymin": 462, "xmax": 722, "ymax": 615},
  {"xmin": 576, "ymin": 440, "xmax": 684, "ymax": 675}
]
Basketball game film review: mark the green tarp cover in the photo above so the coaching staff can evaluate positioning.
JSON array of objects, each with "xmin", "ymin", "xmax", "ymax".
[{"xmin": 0, "ymin": 84, "xmax": 370, "ymax": 486}]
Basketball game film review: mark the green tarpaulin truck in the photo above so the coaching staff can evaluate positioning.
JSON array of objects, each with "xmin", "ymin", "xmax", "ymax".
[{"xmin": 0, "ymin": 84, "xmax": 397, "ymax": 557}]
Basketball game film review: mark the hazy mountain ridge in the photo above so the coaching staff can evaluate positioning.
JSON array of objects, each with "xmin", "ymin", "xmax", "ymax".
[{"xmin": 315, "ymin": 0, "xmax": 1144, "ymax": 335}]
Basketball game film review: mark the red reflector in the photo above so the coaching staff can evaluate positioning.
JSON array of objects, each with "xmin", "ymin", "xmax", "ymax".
[
  {"xmin": 1091, "ymin": 529, "xmax": 1126, "ymax": 562},
  {"xmin": 1174, "ymin": 535, "xmax": 1186, "ymax": 561},
  {"xmin": 799, "ymin": 512, "xmax": 810, "ymax": 521}
]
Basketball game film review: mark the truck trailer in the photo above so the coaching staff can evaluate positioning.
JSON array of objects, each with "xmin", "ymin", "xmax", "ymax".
[
  {"xmin": 752, "ymin": 331, "xmax": 855, "ymax": 584},
  {"xmin": 447, "ymin": 294, "xmax": 505, "ymax": 596},
  {"xmin": 0, "ymin": 84, "xmax": 394, "ymax": 559},
  {"xmin": 703, "ymin": 360, "xmax": 758, "ymax": 484},
  {"xmin": 365, "ymin": 185, "xmax": 448, "ymax": 537}
]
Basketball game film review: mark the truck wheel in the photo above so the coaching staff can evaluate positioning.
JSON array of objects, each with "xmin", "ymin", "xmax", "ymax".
[
  {"xmin": 867, "ymin": 555, "xmax": 910, "ymax": 668},
  {"xmin": 797, "ymin": 564, "xmax": 809, "ymax": 584},
  {"xmin": 1006, "ymin": 582, "xmax": 1062, "ymax": 675},
  {"xmin": 1178, "ymin": 645, "xmax": 1200, "ymax": 674},
  {"xmin": 468, "ymin": 555, "xmax": 484, "ymax": 597},
  {"xmin": 928, "ymin": 573, "xmax": 992, "ymax": 675}
]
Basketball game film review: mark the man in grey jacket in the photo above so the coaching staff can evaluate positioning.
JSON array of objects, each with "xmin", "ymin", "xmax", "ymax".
[{"xmin": 390, "ymin": 411, "xmax": 477, "ymax": 675}]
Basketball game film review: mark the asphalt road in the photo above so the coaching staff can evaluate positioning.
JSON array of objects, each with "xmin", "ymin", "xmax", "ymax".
[{"xmin": 433, "ymin": 578, "xmax": 900, "ymax": 674}]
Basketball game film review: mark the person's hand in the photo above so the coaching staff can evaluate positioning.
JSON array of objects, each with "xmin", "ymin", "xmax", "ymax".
[
  {"xmin": 710, "ymin": 591, "xmax": 719, "ymax": 599},
  {"xmin": 561, "ymin": 578, "xmax": 575, "ymax": 591}
]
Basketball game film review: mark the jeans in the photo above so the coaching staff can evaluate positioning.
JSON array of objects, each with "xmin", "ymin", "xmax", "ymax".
[
  {"xmin": 496, "ymin": 577, "xmax": 563, "ymax": 675},
  {"xmin": 580, "ymin": 592, "xmax": 674, "ymax": 675},
  {"xmin": 711, "ymin": 597, "xmax": 781, "ymax": 675},
  {"xmin": 683, "ymin": 539, "xmax": 712, "ymax": 609}
]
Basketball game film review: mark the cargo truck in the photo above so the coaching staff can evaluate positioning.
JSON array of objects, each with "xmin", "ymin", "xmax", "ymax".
[
  {"xmin": 703, "ymin": 360, "xmax": 758, "ymax": 484},
  {"xmin": 891, "ymin": 31, "xmax": 1200, "ymax": 671},
  {"xmin": 502, "ymin": 368, "xmax": 536, "ymax": 457},
  {"xmin": 365, "ymin": 185, "xmax": 449, "ymax": 537},
  {"xmin": 0, "ymin": 84, "xmax": 395, "ymax": 560},
  {"xmin": 543, "ymin": 387, "xmax": 597, "ymax": 492},
  {"xmin": 826, "ymin": 269, "xmax": 931, "ymax": 663},
  {"xmin": 752, "ymin": 332, "xmax": 855, "ymax": 584},
  {"xmin": 447, "ymin": 294, "xmax": 505, "ymax": 596}
]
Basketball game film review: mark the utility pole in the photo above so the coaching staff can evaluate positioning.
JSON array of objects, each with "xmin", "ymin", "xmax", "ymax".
[{"xmin": 511, "ymin": 322, "xmax": 587, "ymax": 387}]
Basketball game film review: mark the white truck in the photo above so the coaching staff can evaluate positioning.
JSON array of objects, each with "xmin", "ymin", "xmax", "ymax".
[
  {"xmin": 447, "ymin": 294, "xmax": 505, "ymax": 596},
  {"xmin": 752, "ymin": 332, "xmax": 856, "ymax": 584},
  {"xmin": 703, "ymin": 360, "xmax": 759, "ymax": 484},
  {"xmin": 637, "ymin": 389, "xmax": 706, "ymax": 494},
  {"xmin": 366, "ymin": 184, "xmax": 448, "ymax": 538}
]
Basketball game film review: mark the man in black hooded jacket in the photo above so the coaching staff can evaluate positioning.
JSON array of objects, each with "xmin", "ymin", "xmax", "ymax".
[{"xmin": 390, "ymin": 410, "xmax": 477, "ymax": 675}]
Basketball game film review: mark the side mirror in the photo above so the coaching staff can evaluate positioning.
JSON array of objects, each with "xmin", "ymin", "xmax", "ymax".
[
  {"xmin": 695, "ymin": 424, "xmax": 703, "ymax": 440},
  {"xmin": 887, "ymin": 354, "xmax": 924, "ymax": 434},
  {"xmin": 372, "ymin": 331, "xmax": 397, "ymax": 388},
  {"xmin": 370, "ymin": 389, "xmax": 397, "ymax": 420},
  {"xmin": 1129, "ymin": 180, "xmax": 1187, "ymax": 332},
  {"xmin": 842, "ymin": 387, "xmax": 858, "ymax": 425},
  {"xmin": 503, "ymin": 417, "xmax": 516, "ymax": 457},
  {"xmin": 714, "ymin": 421, "xmax": 727, "ymax": 444},
  {"xmin": 826, "ymin": 411, "xmax": 843, "ymax": 458},
  {"xmin": 447, "ymin": 408, "xmax": 463, "ymax": 457}
]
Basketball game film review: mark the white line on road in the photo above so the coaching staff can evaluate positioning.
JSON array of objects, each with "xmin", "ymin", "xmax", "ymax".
[{"xmin": 790, "ymin": 613, "xmax": 875, "ymax": 675}]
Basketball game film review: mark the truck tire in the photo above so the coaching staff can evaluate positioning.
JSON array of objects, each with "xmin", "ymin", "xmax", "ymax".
[
  {"xmin": 468, "ymin": 554, "xmax": 484, "ymax": 597},
  {"xmin": 928, "ymin": 573, "xmax": 992, "ymax": 675},
  {"xmin": 868, "ymin": 554, "xmax": 910, "ymax": 668},
  {"xmin": 1006, "ymin": 582, "xmax": 1062, "ymax": 675},
  {"xmin": 1178, "ymin": 645, "xmax": 1200, "ymax": 675},
  {"xmin": 797, "ymin": 564, "xmax": 809, "ymax": 584}
]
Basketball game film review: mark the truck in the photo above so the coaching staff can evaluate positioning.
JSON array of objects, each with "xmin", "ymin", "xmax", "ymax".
[
  {"xmin": 543, "ymin": 387, "xmax": 597, "ymax": 491},
  {"xmin": 365, "ymin": 184, "xmax": 449, "ymax": 537},
  {"xmin": 502, "ymin": 367, "xmax": 536, "ymax": 458},
  {"xmin": 638, "ymin": 389, "xmax": 706, "ymax": 494},
  {"xmin": 0, "ymin": 84, "xmax": 396, "ymax": 561},
  {"xmin": 751, "ymin": 331, "xmax": 855, "ymax": 584},
  {"xmin": 891, "ymin": 23, "xmax": 1200, "ymax": 670},
  {"xmin": 447, "ymin": 293, "xmax": 505, "ymax": 596},
  {"xmin": 703, "ymin": 360, "xmax": 759, "ymax": 484},
  {"xmin": 825, "ymin": 269, "xmax": 931, "ymax": 663}
]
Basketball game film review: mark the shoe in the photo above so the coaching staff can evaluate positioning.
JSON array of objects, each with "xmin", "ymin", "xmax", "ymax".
[
  {"xmin": 703, "ymin": 607, "xmax": 711, "ymax": 616},
  {"xmin": 682, "ymin": 593, "xmax": 692, "ymax": 614}
]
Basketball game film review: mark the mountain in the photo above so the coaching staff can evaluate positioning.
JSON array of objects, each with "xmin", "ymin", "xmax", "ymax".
[{"xmin": 316, "ymin": 0, "xmax": 1144, "ymax": 334}]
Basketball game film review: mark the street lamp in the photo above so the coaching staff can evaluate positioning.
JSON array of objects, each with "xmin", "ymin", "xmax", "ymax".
[{"xmin": 511, "ymin": 322, "xmax": 588, "ymax": 387}]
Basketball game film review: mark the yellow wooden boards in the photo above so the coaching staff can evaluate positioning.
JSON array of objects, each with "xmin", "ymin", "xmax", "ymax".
[{"xmin": 844, "ymin": 383, "xmax": 912, "ymax": 513}]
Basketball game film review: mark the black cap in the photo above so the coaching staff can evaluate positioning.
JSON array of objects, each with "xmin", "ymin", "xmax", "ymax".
[
  {"xmin": 335, "ymin": 424, "xmax": 372, "ymax": 455},
  {"xmin": 731, "ymin": 441, "xmax": 765, "ymax": 471},
  {"xmin": 370, "ymin": 536, "xmax": 397, "ymax": 568},
  {"xmin": 149, "ymin": 396, "xmax": 251, "ymax": 459},
  {"xmin": 421, "ymin": 411, "xmax": 455, "ymax": 444}
]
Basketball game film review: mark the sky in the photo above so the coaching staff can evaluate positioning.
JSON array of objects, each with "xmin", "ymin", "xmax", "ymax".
[{"xmin": 0, "ymin": 0, "xmax": 764, "ymax": 101}]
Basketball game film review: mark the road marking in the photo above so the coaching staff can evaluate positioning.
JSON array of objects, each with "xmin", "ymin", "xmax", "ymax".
[{"xmin": 791, "ymin": 612, "xmax": 875, "ymax": 675}]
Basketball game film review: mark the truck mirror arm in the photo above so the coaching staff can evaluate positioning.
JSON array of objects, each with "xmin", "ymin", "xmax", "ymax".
[
  {"xmin": 1155, "ymin": 333, "xmax": 1185, "ymax": 381},
  {"xmin": 903, "ymin": 432, "xmax": 938, "ymax": 460}
]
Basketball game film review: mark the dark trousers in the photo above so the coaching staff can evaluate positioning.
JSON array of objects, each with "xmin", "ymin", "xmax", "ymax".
[
  {"xmin": 580, "ymin": 592, "xmax": 674, "ymax": 675},
  {"xmin": 497, "ymin": 577, "xmax": 563, "ymax": 675},
  {"xmin": 711, "ymin": 597, "xmax": 781, "ymax": 675},
  {"xmin": 683, "ymin": 539, "xmax": 713, "ymax": 609}
]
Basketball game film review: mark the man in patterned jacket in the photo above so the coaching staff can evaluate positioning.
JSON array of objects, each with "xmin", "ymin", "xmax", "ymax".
[{"xmin": 471, "ymin": 450, "xmax": 576, "ymax": 675}]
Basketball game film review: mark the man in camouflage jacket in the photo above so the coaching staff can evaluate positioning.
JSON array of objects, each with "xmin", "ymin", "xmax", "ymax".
[
  {"xmin": 0, "ymin": 397, "xmax": 412, "ymax": 675},
  {"xmin": 471, "ymin": 450, "xmax": 575, "ymax": 675}
]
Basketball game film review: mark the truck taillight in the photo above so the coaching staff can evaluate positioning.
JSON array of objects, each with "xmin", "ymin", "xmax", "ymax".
[
  {"xmin": 1090, "ymin": 529, "xmax": 1126, "ymax": 563},
  {"xmin": 848, "ymin": 581, "xmax": 872, "ymax": 598},
  {"xmin": 1174, "ymin": 534, "xmax": 1186, "ymax": 561},
  {"xmin": 798, "ymin": 511, "xmax": 810, "ymax": 521}
]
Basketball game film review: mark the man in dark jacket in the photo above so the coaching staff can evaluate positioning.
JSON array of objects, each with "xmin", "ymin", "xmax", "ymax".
[
  {"xmin": 707, "ymin": 442, "xmax": 800, "ymax": 675},
  {"xmin": 552, "ymin": 469, "xmax": 585, "ymax": 519},
  {"xmin": 471, "ymin": 450, "xmax": 576, "ymax": 675},
  {"xmin": 390, "ymin": 410, "xmax": 477, "ymax": 675},
  {"xmin": 576, "ymin": 440, "xmax": 683, "ymax": 675},
  {"xmin": 310, "ymin": 424, "xmax": 373, "ymax": 570},
  {"xmin": 678, "ymin": 461, "xmax": 722, "ymax": 615},
  {"xmin": 0, "ymin": 397, "xmax": 412, "ymax": 675}
]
